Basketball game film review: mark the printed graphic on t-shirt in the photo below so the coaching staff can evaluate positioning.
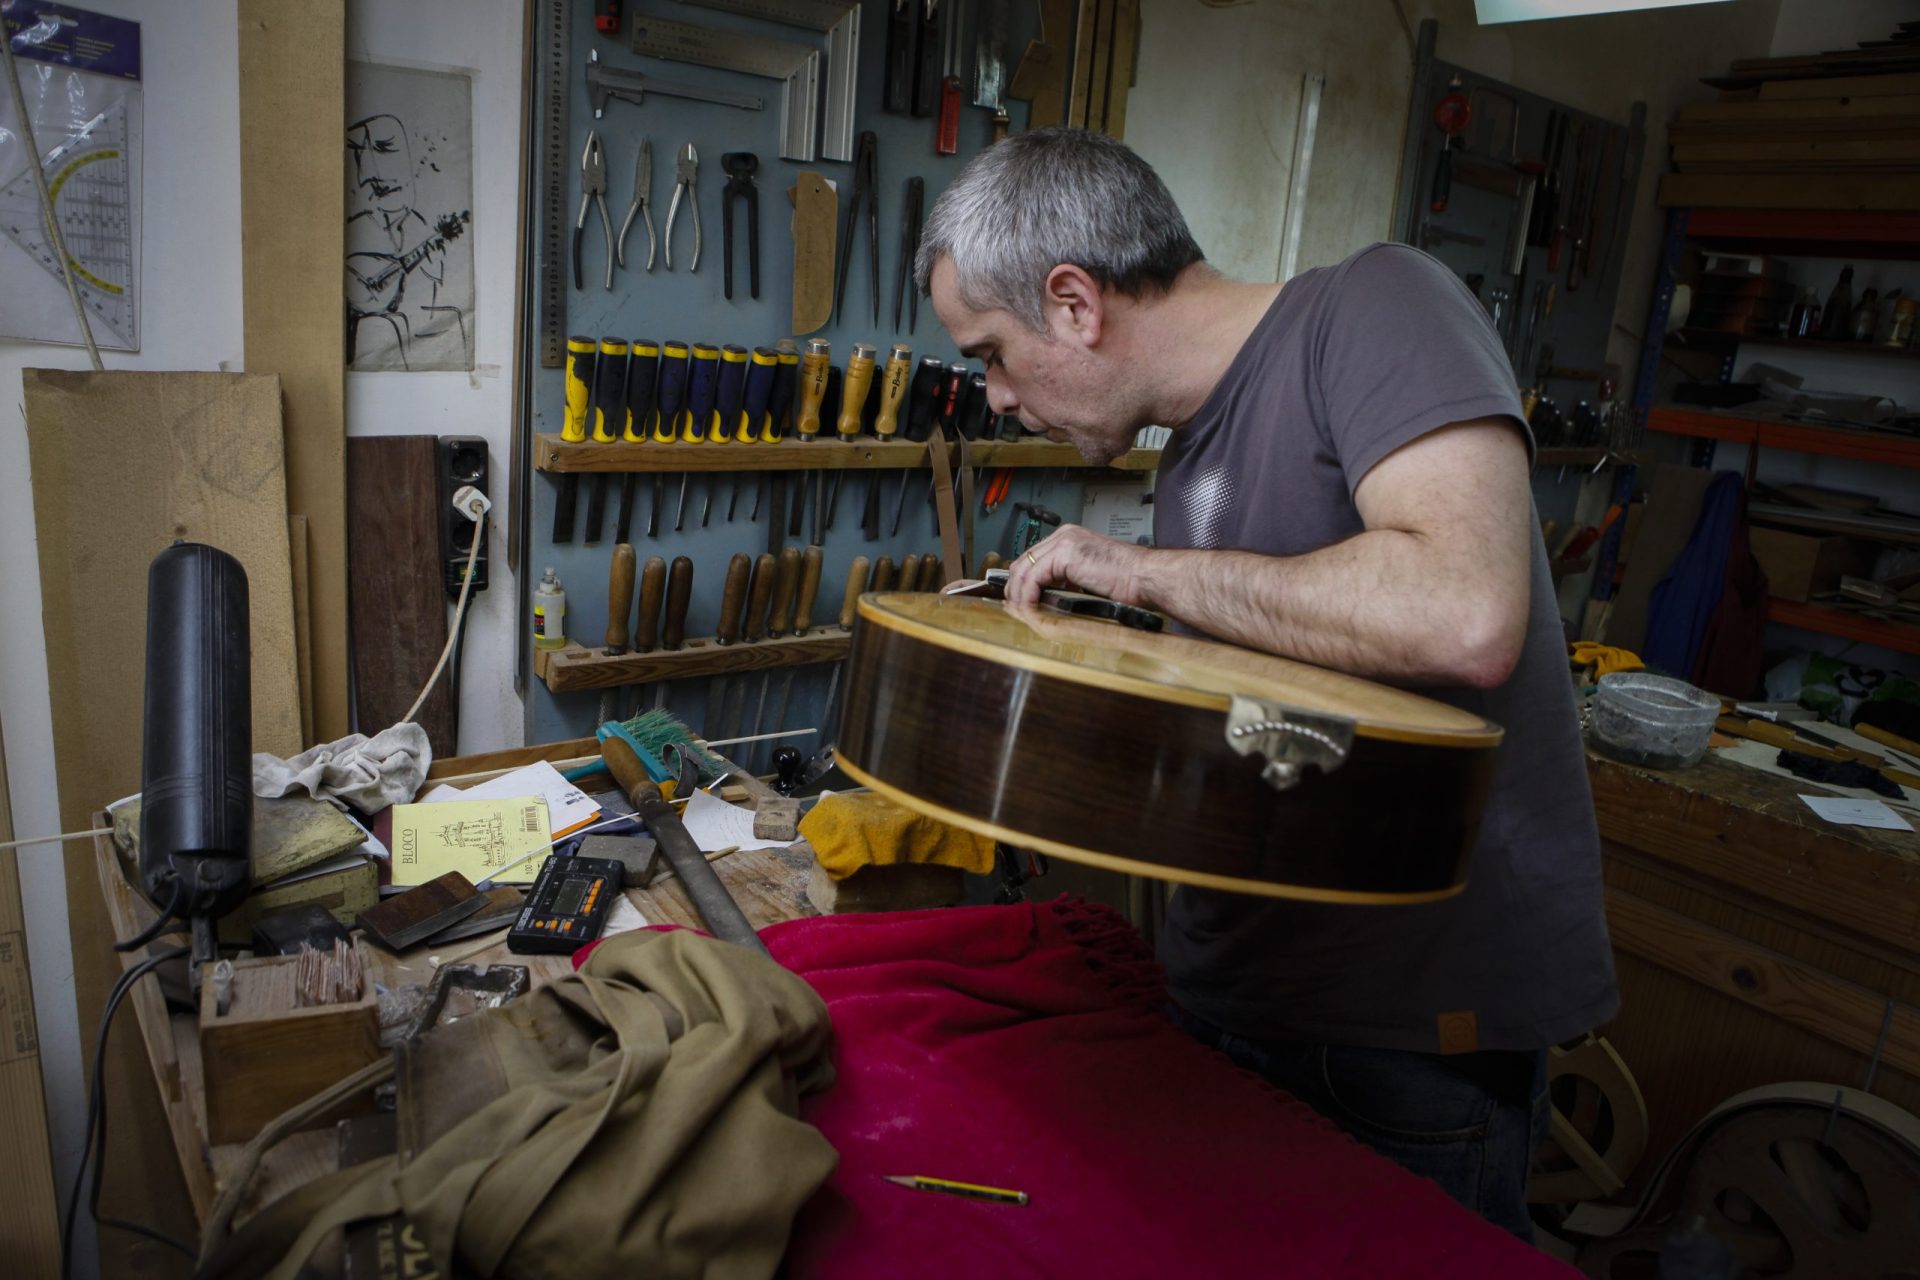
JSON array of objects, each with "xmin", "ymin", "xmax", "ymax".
[{"xmin": 1179, "ymin": 464, "xmax": 1236, "ymax": 550}]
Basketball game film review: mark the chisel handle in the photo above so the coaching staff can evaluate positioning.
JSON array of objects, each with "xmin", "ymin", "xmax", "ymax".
[
  {"xmin": 624, "ymin": 339, "xmax": 661, "ymax": 442},
  {"xmin": 654, "ymin": 342, "xmax": 690, "ymax": 443},
  {"xmin": 636, "ymin": 555, "xmax": 666, "ymax": 652},
  {"xmin": 766, "ymin": 340, "xmax": 799, "ymax": 442},
  {"xmin": 874, "ymin": 345, "xmax": 912, "ymax": 440},
  {"xmin": 592, "ymin": 338, "xmax": 629, "ymax": 443},
  {"xmin": 743, "ymin": 346, "xmax": 779, "ymax": 445},
  {"xmin": 682, "ymin": 344, "xmax": 721, "ymax": 442},
  {"xmin": 871, "ymin": 555, "xmax": 896, "ymax": 591},
  {"xmin": 716, "ymin": 552, "xmax": 751, "ymax": 644},
  {"xmin": 837, "ymin": 344, "xmax": 876, "ymax": 441},
  {"xmin": 905, "ymin": 355, "xmax": 944, "ymax": 442},
  {"xmin": 744, "ymin": 551, "xmax": 777, "ymax": 642},
  {"xmin": 938, "ymin": 363, "xmax": 967, "ymax": 435},
  {"xmin": 797, "ymin": 339, "xmax": 832, "ymax": 440},
  {"xmin": 793, "ymin": 545, "xmax": 824, "ymax": 633},
  {"xmin": 768, "ymin": 545, "xmax": 802, "ymax": 636},
  {"xmin": 899, "ymin": 553, "xmax": 921, "ymax": 594},
  {"xmin": 981, "ymin": 551, "xmax": 1004, "ymax": 574},
  {"xmin": 918, "ymin": 554, "xmax": 943, "ymax": 592},
  {"xmin": 563, "ymin": 336, "xmax": 597, "ymax": 443},
  {"xmin": 711, "ymin": 344, "xmax": 749, "ymax": 443},
  {"xmin": 840, "ymin": 555, "xmax": 870, "ymax": 631},
  {"xmin": 605, "ymin": 543, "xmax": 637, "ymax": 654},
  {"xmin": 663, "ymin": 555, "xmax": 693, "ymax": 650}
]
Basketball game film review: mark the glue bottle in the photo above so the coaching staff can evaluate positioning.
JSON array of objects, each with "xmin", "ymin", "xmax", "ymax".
[{"xmin": 533, "ymin": 567, "xmax": 567, "ymax": 649}]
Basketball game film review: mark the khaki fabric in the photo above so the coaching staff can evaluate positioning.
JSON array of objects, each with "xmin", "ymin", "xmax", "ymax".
[{"xmin": 201, "ymin": 928, "xmax": 837, "ymax": 1279}]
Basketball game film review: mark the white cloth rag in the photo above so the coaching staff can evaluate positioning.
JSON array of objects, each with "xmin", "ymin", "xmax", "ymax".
[{"xmin": 253, "ymin": 723, "xmax": 433, "ymax": 813}]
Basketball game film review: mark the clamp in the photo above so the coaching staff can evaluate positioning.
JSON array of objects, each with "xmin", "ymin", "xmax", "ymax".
[
  {"xmin": 833, "ymin": 130, "xmax": 879, "ymax": 325},
  {"xmin": 616, "ymin": 136, "xmax": 656, "ymax": 272},
  {"xmin": 893, "ymin": 175, "xmax": 924, "ymax": 334},
  {"xmin": 720, "ymin": 151, "xmax": 760, "ymax": 301},
  {"xmin": 572, "ymin": 130, "xmax": 614, "ymax": 291},
  {"xmin": 664, "ymin": 142, "xmax": 701, "ymax": 272}
]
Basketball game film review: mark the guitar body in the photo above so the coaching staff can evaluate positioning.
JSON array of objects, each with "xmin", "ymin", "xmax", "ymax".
[{"xmin": 835, "ymin": 594, "xmax": 1504, "ymax": 903}]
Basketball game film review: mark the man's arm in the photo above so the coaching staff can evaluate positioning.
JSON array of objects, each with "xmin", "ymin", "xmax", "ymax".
[{"xmin": 1001, "ymin": 419, "xmax": 1535, "ymax": 689}]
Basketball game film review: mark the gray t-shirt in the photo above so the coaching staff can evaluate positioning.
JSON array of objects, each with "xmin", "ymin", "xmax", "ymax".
[{"xmin": 1154, "ymin": 242, "xmax": 1618, "ymax": 1055}]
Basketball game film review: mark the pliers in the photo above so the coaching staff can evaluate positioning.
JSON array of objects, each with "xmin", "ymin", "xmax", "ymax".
[
  {"xmin": 834, "ymin": 130, "xmax": 879, "ymax": 325},
  {"xmin": 893, "ymin": 175, "xmax": 924, "ymax": 334},
  {"xmin": 616, "ymin": 136, "xmax": 656, "ymax": 272},
  {"xmin": 573, "ymin": 130, "xmax": 613, "ymax": 291},
  {"xmin": 665, "ymin": 142, "xmax": 700, "ymax": 272}
]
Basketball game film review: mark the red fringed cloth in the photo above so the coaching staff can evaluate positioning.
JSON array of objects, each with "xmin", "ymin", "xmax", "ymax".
[{"xmin": 755, "ymin": 899, "xmax": 1576, "ymax": 1279}]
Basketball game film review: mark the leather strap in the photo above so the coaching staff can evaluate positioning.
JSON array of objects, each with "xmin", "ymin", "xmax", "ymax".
[{"xmin": 925, "ymin": 425, "xmax": 976, "ymax": 582}]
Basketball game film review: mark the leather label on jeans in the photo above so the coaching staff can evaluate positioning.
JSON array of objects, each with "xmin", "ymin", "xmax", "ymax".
[{"xmin": 1437, "ymin": 1010, "xmax": 1478, "ymax": 1055}]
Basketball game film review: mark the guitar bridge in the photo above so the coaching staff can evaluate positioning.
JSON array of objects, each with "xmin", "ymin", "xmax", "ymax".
[{"xmin": 1225, "ymin": 696, "xmax": 1355, "ymax": 791}]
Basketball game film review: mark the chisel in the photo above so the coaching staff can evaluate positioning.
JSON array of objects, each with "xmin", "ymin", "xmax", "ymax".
[
  {"xmin": 554, "ymin": 335, "xmax": 596, "ymax": 543},
  {"xmin": 730, "ymin": 551, "xmax": 777, "ymax": 744},
  {"xmin": 748, "ymin": 545, "xmax": 802, "ymax": 771},
  {"xmin": 870, "ymin": 555, "xmax": 896, "ymax": 591},
  {"xmin": 712, "ymin": 344, "xmax": 750, "ymax": 522},
  {"xmin": 652, "ymin": 341, "xmax": 690, "ymax": 539},
  {"xmin": 676, "ymin": 343, "xmax": 721, "ymax": 529},
  {"xmin": 616, "ymin": 338, "xmax": 660, "ymax": 543},
  {"xmin": 865, "ymin": 343, "xmax": 913, "ymax": 541},
  {"xmin": 705, "ymin": 552, "xmax": 751, "ymax": 739},
  {"xmin": 899, "ymin": 553, "xmax": 921, "ymax": 594},
  {"xmin": 634, "ymin": 554, "xmax": 666, "ymax": 715},
  {"xmin": 827, "ymin": 343, "xmax": 876, "ymax": 535},
  {"xmin": 739, "ymin": 346, "xmax": 778, "ymax": 522},
  {"xmin": 767, "ymin": 340, "xmax": 800, "ymax": 554},
  {"xmin": 823, "ymin": 553, "xmax": 872, "ymax": 743},
  {"xmin": 924, "ymin": 363, "xmax": 969, "ymax": 535},
  {"xmin": 765, "ymin": 544, "xmax": 821, "ymax": 773},
  {"xmin": 657, "ymin": 554, "xmax": 692, "ymax": 712},
  {"xmin": 599, "ymin": 542, "xmax": 637, "ymax": 726},
  {"xmin": 796, "ymin": 338, "xmax": 832, "ymax": 546},
  {"xmin": 892, "ymin": 355, "xmax": 945, "ymax": 536},
  {"xmin": 585, "ymin": 337, "xmax": 629, "ymax": 544}
]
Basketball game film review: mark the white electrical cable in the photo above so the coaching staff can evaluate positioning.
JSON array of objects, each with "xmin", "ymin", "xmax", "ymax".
[
  {"xmin": 400, "ymin": 504, "xmax": 485, "ymax": 727},
  {"xmin": 1, "ymin": 22, "xmax": 103, "ymax": 370}
]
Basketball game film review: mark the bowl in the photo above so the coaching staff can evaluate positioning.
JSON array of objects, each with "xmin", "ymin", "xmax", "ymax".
[{"xmin": 1586, "ymin": 673, "xmax": 1721, "ymax": 770}]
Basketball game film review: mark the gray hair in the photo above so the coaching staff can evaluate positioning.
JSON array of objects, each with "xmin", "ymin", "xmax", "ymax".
[{"xmin": 914, "ymin": 127, "xmax": 1205, "ymax": 332}]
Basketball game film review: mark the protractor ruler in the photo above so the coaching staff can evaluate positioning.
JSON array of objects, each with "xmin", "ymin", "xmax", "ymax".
[
  {"xmin": 537, "ymin": 0, "xmax": 571, "ymax": 368},
  {"xmin": 0, "ymin": 99, "xmax": 137, "ymax": 350},
  {"xmin": 642, "ymin": 5, "xmax": 859, "ymax": 162},
  {"xmin": 631, "ymin": 15, "xmax": 821, "ymax": 162},
  {"xmin": 672, "ymin": 0, "xmax": 853, "ymax": 31}
]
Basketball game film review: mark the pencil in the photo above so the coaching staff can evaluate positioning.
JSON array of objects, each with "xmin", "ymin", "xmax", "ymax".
[{"xmin": 882, "ymin": 1175, "xmax": 1029, "ymax": 1206}]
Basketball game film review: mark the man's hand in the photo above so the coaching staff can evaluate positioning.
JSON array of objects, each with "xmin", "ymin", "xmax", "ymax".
[{"xmin": 1002, "ymin": 524, "xmax": 1155, "ymax": 606}]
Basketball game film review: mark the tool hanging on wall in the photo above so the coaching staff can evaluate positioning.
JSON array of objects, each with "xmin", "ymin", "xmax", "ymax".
[
  {"xmin": 585, "ymin": 47, "xmax": 764, "ymax": 118},
  {"xmin": 894, "ymin": 176, "xmax": 924, "ymax": 334},
  {"xmin": 936, "ymin": 0, "xmax": 965, "ymax": 154},
  {"xmin": 573, "ymin": 131, "xmax": 615, "ymax": 291},
  {"xmin": 554, "ymin": 335, "xmax": 596, "ymax": 543},
  {"xmin": 537, "ymin": 0, "xmax": 572, "ymax": 368},
  {"xmin": 616, "ymin": 137, "xmax": 657, "ymax": 272},
  {"xmin": 665, "ymin": 143, "xmax": 701, "ymax": 271},
  {"xmin": 1428, "ymin": 77, "xmax": 1470, "ymax": 215},
  {"xmin": 720, "ymin": 152, "xmax": 761, "ymax": 300},
  {"xmin": 584, "ymin": 337, "xmax": 630, "ymax": 544},
  {"xmin": 669, "ymin": 0, "xmax": 862, "ymax": 161},
  {"xmin": 884, "ymin": 0, "xmax": 916, "ymax": 113},
  {"xmin": 705, "ymin": 552, "xmax": 753, "ymax": 739},
  {"xmin": 1007, "ymin": 0, "xmax": 1070, "ymax": 130},
  {"xmin": 974, "ymin": 0, "xmax": 1008, "ymax": 110},
  {"xmin": 834, "ymin": 131, "xmax": 879, "ymax": 325},
  {"xmin": 866, "ymin": 344, "xmax": 913, "ymax": 540},
  {"xmin": 632, "ymin": 15, "xmax": 821, "ymax": 163},
  {"xmin": 913, "ymin": 0, "xmax": 942, "ymax": 117},
  {"xmin": 790, "ymin": 171, "xmax": 837, "ymax": 335},
  {"xmin": 616, "ymin": 339, "xmax": 660, "ymax": 543}
]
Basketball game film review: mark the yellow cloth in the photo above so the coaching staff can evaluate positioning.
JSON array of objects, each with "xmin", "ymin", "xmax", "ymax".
[
  {"xmin": 802, "ymin": 790, "xmax": 997, "ymax": 880},
  {"xmin": 1571, "ymin": 641, "xmax": 1644, "ymax": 679}
]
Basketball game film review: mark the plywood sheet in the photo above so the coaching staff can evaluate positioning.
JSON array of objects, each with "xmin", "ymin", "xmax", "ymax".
[
  {"xmin": 240, "ymin": 0, "xmax": 349, "ymax": 746},
  {"xmin": 347, "ymin": 436, "xmax": 455, "ymax": 754},
  {"xmin": 24, "ymin": 367, "xmax": 304, "ymax": 1274},
  {"xmin": 0, "ymin": 725, "xmax": 60, "ymax": 1278}
]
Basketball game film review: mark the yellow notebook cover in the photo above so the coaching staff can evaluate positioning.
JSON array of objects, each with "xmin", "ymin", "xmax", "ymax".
[{"xmin": 390, "ymin": 797, "xmax": 553, "ymax": 887}]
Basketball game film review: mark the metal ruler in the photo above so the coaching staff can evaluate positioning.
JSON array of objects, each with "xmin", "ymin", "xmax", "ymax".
[
  {"xmin": 669, "ymin": 0, "xmax": 860, "ymax": 161},
  {"xmin": 632, "ymin": 16, "xmax": 818, "ymax": 162},
  {"xmin": 537, "ymin": 0, "xmax": 570, "ymax": 368}
]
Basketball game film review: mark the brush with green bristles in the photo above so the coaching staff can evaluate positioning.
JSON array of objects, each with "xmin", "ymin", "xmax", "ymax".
[{"xmin": 561, "ymin": 707, "xmax": 730, "ymax": 787}]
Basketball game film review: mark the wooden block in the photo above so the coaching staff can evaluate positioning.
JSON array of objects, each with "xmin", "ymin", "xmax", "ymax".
[
  {"xmin": 754, "ymin": 799, "xmax": 802, "ymax": 843},
  {"xmin": 199, "ymin": 947, "xmax": 381, "ymax": 1145},
  {"xmin": 791, "ymin": 172, "xmax": 836, "ymax": 335},
  {"xmin": 356, "ymin": 872, "xmax": 485, "ymax": 951},
  {"xmin": 805, "ymin": 860, "xmax": 965, "ymax": 914},
  {"xmin": 241, "ymin": 0, "xmax": 348, "ymax": 745},
  {"xmin": 346, "ymin": 436, "xmax": 455, "ymax": 755}
]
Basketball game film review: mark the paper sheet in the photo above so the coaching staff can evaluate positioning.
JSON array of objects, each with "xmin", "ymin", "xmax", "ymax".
[
  {"xmin": 389, "ymin": 797, "xmax": 554, "ymax": 886},
  {"xmin": 602, "ymin": 895, "xmax": 649, "ymax": 938},
  {"xmin": 423, "ymin": 761, "xmax": 600, "ymax": 837},
  {"xmin": 679, "ymin": 789, "xmax": 794, "ymax": 853},
  {"xmin": 1799, "ymin": 795, "xmax": 1915, "ymax": 831}
]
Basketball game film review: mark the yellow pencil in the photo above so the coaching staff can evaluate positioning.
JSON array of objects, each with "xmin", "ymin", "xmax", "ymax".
[{"xmin": 882, "ymin": 1175, "xmax": 1029, "ymax": 1206}]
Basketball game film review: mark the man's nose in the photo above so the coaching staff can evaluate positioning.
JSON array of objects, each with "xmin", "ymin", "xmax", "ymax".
[{"xmin": 986, "ymin": 373, "xmax": 1018, "ymax": 417}]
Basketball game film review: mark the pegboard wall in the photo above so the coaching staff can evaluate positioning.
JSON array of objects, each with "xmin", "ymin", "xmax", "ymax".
[{"xmin": 526, "ymin": 0, "xmax": 1124, "ymax": 752}]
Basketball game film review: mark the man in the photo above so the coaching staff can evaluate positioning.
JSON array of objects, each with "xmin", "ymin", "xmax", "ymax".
[{"xmin": 916, "ymin": 127, "xmax": 1616, "ymax": 1240}]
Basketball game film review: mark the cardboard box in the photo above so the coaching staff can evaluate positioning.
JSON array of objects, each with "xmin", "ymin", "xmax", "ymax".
[{"xmin": 1748, "ymin": 526, "xmax": 1871, "ymax": 603}]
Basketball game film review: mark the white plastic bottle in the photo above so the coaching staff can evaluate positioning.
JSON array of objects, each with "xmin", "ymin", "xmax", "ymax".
[{"xmin": 533, "ymin": 567, "xmax": 567, "ymax": 649}]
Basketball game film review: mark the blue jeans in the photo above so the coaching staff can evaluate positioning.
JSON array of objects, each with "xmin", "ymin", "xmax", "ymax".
[{"xmin": 1171, "ymin": 1006, "xmax": 1550, "ymax": 1241}]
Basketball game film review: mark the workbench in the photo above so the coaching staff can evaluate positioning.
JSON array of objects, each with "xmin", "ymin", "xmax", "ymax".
[
  {"xmin": 1589, "ymin": 748, "xmax": 1920, "ymax": 1190},
  {"xmin": 92, "ymin": 741, "xmax": 820, "ymax": 1236}
]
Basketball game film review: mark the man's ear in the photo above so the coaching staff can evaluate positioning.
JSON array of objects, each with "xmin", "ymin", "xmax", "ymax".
[{"xmin": 1042, "ymin": 264, "xmax": 1104, "ymax": 348}]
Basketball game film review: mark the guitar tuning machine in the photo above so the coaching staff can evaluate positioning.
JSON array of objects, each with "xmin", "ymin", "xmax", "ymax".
[{"xmin": 1225, "ymin": 696, "xmax": 1355, "ymax": 792}]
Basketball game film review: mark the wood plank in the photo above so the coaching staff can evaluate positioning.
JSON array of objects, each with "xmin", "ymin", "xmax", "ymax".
[
  {"xmin": 425, "ymin": 736, "xmax": 601, "ymax": 782},
  {"xmin": 1672, "ymin": 138, "xmax": 1920, "ymax": 164},
  {"xmin": 1605, "ymin": 888, "xmax": 1920, "ymax": 1078},
  {"xmin": 1758, "ymin": 71, "xmax": 1920, "ymax": 100},
  {"xmin": 24, "ymin": 369, "xmax": 305, "ymax": 1276},
  {"xmin": 1067, "ymin": 0, "xmax": 1095, "ymax": 128},
  {"xmin": 1105, "ymin": 0, "xmax": 1137, "ymax": 140},
  {"xmin": 0, "ymin": 724, "xmax": 60, "ymax": 1277},
  {"xmin": 240, "ymin": 0, "xmax": 348, "ymax": 746},
  {"xmin": 535, "ymin": 433, "xmax": 1162, "ymax": 473},
  {"xmin": 537, "ymin": 630, "xmax": 851, "ymax": 695},
  {"xmin": 1588, "ymin": 754, "xmax": 1920, "ymax": 953},
  {"xmin": 1657, "ymin": 171, "xmax": 1920, "ymax": 209},
  {"xmin": 346, "ymin": 437, "xmax": 455, "ymax": 755},
  {"xmin": 1679, "ymin": 96, "xmax": 1920, "ymax": 123}
]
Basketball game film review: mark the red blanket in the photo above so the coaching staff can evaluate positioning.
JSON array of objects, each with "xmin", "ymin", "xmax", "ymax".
[{"xmin": 757, "ymin": 899, "xmax": 1575, "ymax": 1279}]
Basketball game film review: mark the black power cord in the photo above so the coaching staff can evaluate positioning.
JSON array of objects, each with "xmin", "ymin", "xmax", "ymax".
[
  {"xmin": 61, "ymin": 944, "xmax": 196, "ymax": 1279},
  {"xmin": 111, "ymin": 877, "xmax": 185, "ymax": 953}
]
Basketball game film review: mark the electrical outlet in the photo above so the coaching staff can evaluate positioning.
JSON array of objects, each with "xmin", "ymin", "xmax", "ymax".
[{"xmin": 437, "ymin": 436, "xmax": 490, "ymax": 599}]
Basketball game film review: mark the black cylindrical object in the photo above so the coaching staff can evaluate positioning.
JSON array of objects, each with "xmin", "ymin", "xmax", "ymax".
[{"xmin": 140, "ymin": 542, "xmax": 253, "ymax": 921}]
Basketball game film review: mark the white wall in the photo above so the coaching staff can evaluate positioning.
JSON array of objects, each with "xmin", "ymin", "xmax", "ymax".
[{"xmin": 1, "ymin": 3, "xmax": 243, "ymax": 1271}]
